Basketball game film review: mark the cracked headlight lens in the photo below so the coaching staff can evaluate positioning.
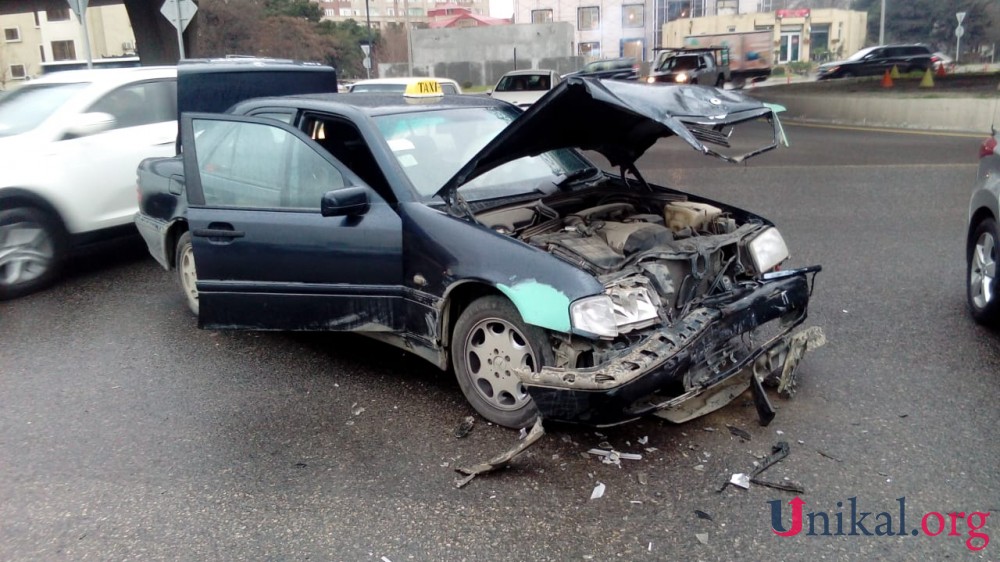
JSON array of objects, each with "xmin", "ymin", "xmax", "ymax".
[
  {"xmin": 748, "ymin": 227, "xmax": 790, "ymax": 274},
  {"xmin": 608, "ymin": 285, "xmax": 659, "ymax": 333},
  {"xmin": 570, "ymin": 295, "xmax": 618, "ymax": 339}
]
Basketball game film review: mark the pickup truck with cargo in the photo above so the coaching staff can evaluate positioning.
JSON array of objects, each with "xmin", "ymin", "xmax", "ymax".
[{"xmin": 647, "ymin": 31, "xmax": 772, "ymax": 88}]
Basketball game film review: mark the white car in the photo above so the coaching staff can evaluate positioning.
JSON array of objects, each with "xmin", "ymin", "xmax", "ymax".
[
  {"xmin": 349, "ymin": 77, "xmax": 463, "ymax": 94},
  {"xmin": 489, "ymin": 69, "xmax": 560, "ymax": 108},
  {"xmin": 0, "ymin": 66, "xmax": 177, "ymax": 299}
]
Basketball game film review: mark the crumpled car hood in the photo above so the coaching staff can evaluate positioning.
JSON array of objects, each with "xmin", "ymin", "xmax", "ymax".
[{"xmin": 437, "ymin": 76, "xmax": 785, "ymax": 201}]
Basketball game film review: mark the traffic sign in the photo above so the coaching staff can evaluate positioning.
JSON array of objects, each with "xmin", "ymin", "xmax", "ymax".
[
  {"xmin": 360, "ymin": 44, "xmax": 371, "ymax": 56},
  {"xmin": 65, "ymin": 0, "xmax": 88, "ymax": 20},
  {"xmin": 161, "ymin": 0, "xmax": 198, "ymax": 32},
  {"xmin": 956, "ymin": 11, "xmax": 966, "ymax": 24},
  {"xmin": 955, "ymin": 25, "xmax": 965, "ymax": 39}
]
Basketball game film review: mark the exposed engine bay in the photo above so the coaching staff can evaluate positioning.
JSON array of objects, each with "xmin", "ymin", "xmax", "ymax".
[{"xmin": 475, "ymin": 188, "xmax": 815, "ymax": 418}]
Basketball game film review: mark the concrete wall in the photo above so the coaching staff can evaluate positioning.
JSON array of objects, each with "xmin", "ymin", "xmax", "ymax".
[{"xmin": 381, "ymin": 22, "xmax": 581, "ymax": 86}]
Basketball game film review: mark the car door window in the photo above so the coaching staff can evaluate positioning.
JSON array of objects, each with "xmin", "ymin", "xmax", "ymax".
[
  {"xmin": 88, "ymin": 80, "xmax": 176, "ymax": 129},
  {"xmin": 192, "ymin": 119, "xmax": 346, "ymax": 210}
]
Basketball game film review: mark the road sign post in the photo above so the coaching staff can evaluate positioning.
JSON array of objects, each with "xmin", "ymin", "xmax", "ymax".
[
  {"xmin": 65, "ymin": 0, "xmax": 93, "ymax": 69},
  {"xmin": 956, "ymin": 11, "xmax": 967, "ymax": 64},
  {"xmin": 161, "ymin": 0, "xmax": 198, "ymax": 60}
]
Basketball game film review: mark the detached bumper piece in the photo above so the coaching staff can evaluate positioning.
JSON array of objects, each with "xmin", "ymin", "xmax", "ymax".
[{"xmin": 523, "ymin": 268, "xmax": 822, "ymax": 426}]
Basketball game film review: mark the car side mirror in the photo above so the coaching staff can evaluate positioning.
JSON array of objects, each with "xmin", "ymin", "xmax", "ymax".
[
  {"xmin": 65, "ymin": 112, "xmax": 115, "ymax": 138},
  {"xmin": 321, "ymin": 186, "xmax": 370, "ymax": 217}
]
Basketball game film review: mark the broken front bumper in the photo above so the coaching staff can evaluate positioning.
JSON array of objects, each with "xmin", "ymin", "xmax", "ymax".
[{"xmin": 523, "ymin": 268, "xmax": 822, "ymax": 426}]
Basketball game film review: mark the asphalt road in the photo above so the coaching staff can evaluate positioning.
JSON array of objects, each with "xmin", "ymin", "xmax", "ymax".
[{"xmin": 2, "ymin": 124, "xmax": 998, "ymax": 561}]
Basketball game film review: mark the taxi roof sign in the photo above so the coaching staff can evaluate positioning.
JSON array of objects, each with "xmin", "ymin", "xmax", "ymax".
[{"xmin": 404, "ymin": 79, "xmax": 444, "ymax": 98}]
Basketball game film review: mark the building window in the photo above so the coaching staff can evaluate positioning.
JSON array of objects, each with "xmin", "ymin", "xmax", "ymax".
[
  {"xmin": 9, "ymin": 64, "xmax": 26, "ymax": 79},
  {"xmin": 3, "ymin": 27, "xmax": 20, "ymax": 42},
  {"xmin": 51, "ymin": 40, "xmax": 76, "ymax": 61},
  {"xmin": 531, "ymin": 9, "xmax": 552, "ymax": 23},
  {"xmin": 757, "ymin": 0, "xmax": 772, "ymax": 12},
  {"xmin": 47, "ymin": 7, "xmax": 70, "ymax": 21},
  {"xmin": 409, "ymin": 8, "xmax": 424, "ymax": 16},
  {"xmin": 387, "ymin": 7, "xmax": 394, "ymax": 16},
  {"xmin": 810, "ymin": 24, "xmax": 830, "ymax": 61},
  {"xmin": 578, "ymin": 7, "xmax": 599, "ymax": 31},
  {"xmin": 622, "ymin": 5, "xmax": 643, "ymax": 28},
  {"xmin": 579, "ymin": 41, "xmax": 600, "ymax": 57}
]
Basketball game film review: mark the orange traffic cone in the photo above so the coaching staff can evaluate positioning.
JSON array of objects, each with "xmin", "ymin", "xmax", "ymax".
[
  {"xmin": 881, "ymin": 69, "xmax": 894, "ymax": 88},
  {"xmin": 936, "ymin": 63, "xmax": 947, "ymax": 78}
]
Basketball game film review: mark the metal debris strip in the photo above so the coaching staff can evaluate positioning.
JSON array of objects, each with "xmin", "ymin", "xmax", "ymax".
[
  {"xmin": 454, "ymin": 418, "xmax": 545, "ymax": 488},
  {"xmin": 719, "ymin": 441, "xmax": 805, "ymax": 493},
  {"xmin": 586, "ymin": 448, "xmax": 642, "ymax": 468}
]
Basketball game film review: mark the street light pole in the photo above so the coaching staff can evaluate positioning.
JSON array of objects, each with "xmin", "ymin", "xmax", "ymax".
[
  {"xmin": 879, "ymin": 0, "xmax": 885, "ymax": 45},
  {"xmin": 365, "ymin": 0, "xmax": 373, "ymax": 78}
]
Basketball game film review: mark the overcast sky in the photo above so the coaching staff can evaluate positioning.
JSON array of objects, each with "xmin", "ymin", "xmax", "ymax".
[{"xmin": 489, "ymin": 0, "xmax": 514, "ymax": 18}]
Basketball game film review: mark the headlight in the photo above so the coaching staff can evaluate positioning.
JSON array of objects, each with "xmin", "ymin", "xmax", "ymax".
[
  {"xmin": 570, "ymin": 295, "xmax": 618, "ymax": 339},
  {"xmin": 675, "ymin": 72, "xmax": 688, "ymax": 83},
  {"xmin": 646, "ymin": 76, "xmax": 656, "ymax": 84},
  {"xmin": 747, "ymin": 227, "xmax": 790, "ymax": 274},
  {"xmin": 607, "ymin": 284, "xmax": 659, "ymax": 333}
]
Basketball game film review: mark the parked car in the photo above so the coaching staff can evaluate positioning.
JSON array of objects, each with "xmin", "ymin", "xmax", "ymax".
[
  {"xmin": 0, "ymin": 66, "xmax": 177, "ymax": 299},
  {"xmin": 967, "ymin": 129, "xmax": 999, "ymax": 326},
  {"xmin": 816, "ymin": 44, "xmax": 933, "ymax": 80},
  {"xmin": 349, "ymin": 77, "xmax": 463, "ymax": 94},
  {"xmin": 563, "ymin": 57, "xmax": 639, "ymax": 81},
  {"xmin": 932, "ymin": 52, "xmax": 957, "ymax": 74},
  {"xmin": 136, "ymin": 73, "xmax": 824, "ymax": 429},
  {"xmin": 489, "ymin": 69, "xmax": 560, "ymax": 108}
]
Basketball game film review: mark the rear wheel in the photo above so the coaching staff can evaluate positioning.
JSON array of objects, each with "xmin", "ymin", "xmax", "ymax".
[
  {"xmin": 451, "ymin": 296, "xmax": 552, "ymax": 428},
  {"xmin": 967, "ymin": 217, "xmax": 1000, "ymax": 327},
  {"xmin": 715, "ymin": 75, "xmax": 725, "ymax": 88},
  {"xmin": 175, "ymin": 231, "xmax": 199, "ymax": 315},
  {"xmin": 0, "ymin": 207, "xmax": 66, "ymax": 300}
]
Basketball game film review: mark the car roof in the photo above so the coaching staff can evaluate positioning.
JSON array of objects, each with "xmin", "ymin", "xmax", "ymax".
[
  {"xmin": 500, "ymin": 69, "xmax": 555, "ymax": 76},
  {"xmin": 26, "ymin": 66, "xmax": 176, "ymax": 85},
  {"xmin": 232, "ymin": 92, "xmax": 505, "ymax": 117},
  {"xmin": 351, "ymin": 77, "xmax": 460, "ymax": 85}
]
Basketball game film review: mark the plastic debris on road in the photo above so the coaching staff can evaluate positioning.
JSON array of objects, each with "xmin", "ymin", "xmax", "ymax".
[
  {"xmin": 729, "ymin": 473, "xmax": 751, "ymax": 489},
  {"xmin": 454, "ymin": 416, "xmax": 476, "ymax": 439},
  {"xmin": 590, "ymin": 482, "xmax": 606, "ymax": 500},
  {"xmin": 454, "ymin": 418, "xmax": 545, "ymax": 488}
]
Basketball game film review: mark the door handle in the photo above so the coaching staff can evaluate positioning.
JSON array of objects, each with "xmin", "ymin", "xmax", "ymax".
[{"xmin": 193, "ymin": 228, "xmax": 245, "ymax": 238}]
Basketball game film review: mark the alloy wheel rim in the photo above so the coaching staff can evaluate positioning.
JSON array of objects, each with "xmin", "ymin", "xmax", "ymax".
[
  {"xmin": 0, "ymin": 220, "xmax": 54, "ymax": 286},
  {"xmin": 970, "ymin": 231, "xmax": 997, "ymax": 309},
  {"xmin": 179, "ymin": 244, "xmax": 199, "ymax": 311},
  {"xmin": 464, "ymin": 317, "xmax": 535, "ymax": 411}
]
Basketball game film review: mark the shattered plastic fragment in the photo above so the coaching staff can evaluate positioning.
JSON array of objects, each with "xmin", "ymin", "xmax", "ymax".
[
  {"xmin": 729, "ymin": 473, "xmax": 751, "ymax": 489},
  {"xmin": 637, "ymin": 472, "xmax": 648, "ymax": 485},
  {"xmin": 694, "ymin": 464, "xmax": 706, "ymax": 472},
  {"xmin": 518, "ymin": 427, "xmax": 528, "ymax": 440},
  {"xmin": 638, "ymin": 436, "xmax": 649, "ymax": 445},
  {"xmin": 454, "ymin": 418, "xmax": 545, "ymax": 488},
  {"xmin": 727, "ymin": 425, "xmax": 752, "ymax": 441},
  {"xmin": 696, "ymin": 533, "xmax": 709, "ymax": 545},
  {"xmin": 454, "ymin": 416, "xmax": 476, "ymax": 438},
  {"xmin": 351, "ymin": 403, "xmax": 365, "ymax": 416},
  {"xmin": 590, "ymin": 482, "xmax": 606, "ymax": 500},
  {"xmin": 694, "ymin": 510, "xmax": 713, "ymax": 521}
]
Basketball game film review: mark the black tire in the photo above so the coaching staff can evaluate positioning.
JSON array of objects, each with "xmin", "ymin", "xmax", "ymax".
[
  {"xmin": 967, "ymin": 217, "xmax": 1000, "ymax": 327},
  {"xmin": 175, "ymin": 231, "xmax": 199, "ymax": 315},
  {"xmin": 715, "ymin": 75, "xmax": 725, "ymax": 88},
  {"xmin": 451, "ymin": 295, "xmax": 553, "ymax": 428},
  {"xmin": 0, "ymin": 206, "xmax": 67, "ymax": 300}
]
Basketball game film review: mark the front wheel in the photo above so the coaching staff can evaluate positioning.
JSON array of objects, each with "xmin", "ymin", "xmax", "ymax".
[
  {"xmin": 451, "ymin": 296, "xmax": 552, "ymax": 428},
  {"xmin": 175, "ymin": 231, "xmax": 199, "ymax": 316},
  {"xmin": 0, "ymin": 207, "xmax": 65, "ymax": 300},
  {"xmin": 715, "ymin": 76, "xmax": 725, "ymax": 88},
  {"xmin": 967, "ymin": 217, "xmax": 1000, "ymax": 327}
]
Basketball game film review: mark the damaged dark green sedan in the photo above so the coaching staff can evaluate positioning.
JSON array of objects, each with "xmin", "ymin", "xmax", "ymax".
[{"xmin": 136, "ymin": 68, "xmax": 824, "ymax": 429}]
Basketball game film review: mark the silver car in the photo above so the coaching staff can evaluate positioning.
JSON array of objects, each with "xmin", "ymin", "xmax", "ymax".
[{"xmin": 967, "ymin": 128, "xmax": 999, "ymax": 326}]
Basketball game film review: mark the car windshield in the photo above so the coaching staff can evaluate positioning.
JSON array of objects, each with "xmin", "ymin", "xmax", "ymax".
[
  {"xmin": 353, "ymin": 82, "xmax": 460, "ymax": 94},
  {"xmin": 0, "ymin": 82, "xmax": 88, "ymax": 137},
  {"xmin": 846, "ymin": 47, "xmax": 878, "ymax": 61},
  {"xmin": 496, "ymin": 74, "xmax": 550, "ymax": 92},
  {"xmin": 374, "ymin": 106, "xmax": 591, "ymax": 202},
  {"xmin": 656, "ymin": 55, "xmax": 699, "ymax": 71}
]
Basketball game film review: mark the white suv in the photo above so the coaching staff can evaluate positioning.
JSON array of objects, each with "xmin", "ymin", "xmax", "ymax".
[{"xmin": 0, "ymin": 66, "xmax": 177, "ymax": 299}]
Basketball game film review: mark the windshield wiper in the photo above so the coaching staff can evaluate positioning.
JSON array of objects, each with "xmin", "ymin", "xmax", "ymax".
[{"xmin": 554, "ymin": 166, "xmax": 601, "ymax": 188}]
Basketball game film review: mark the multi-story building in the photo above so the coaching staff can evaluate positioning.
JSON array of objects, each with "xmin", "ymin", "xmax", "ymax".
[
  {"xmin": 316, "ymin": 0, "xmax": 491, "ymax": 29},
  {"xmin": 0, "ymin": 4, "xmax": 135, "ymax": 84}
]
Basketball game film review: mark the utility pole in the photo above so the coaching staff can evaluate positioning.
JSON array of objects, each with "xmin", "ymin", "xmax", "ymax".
[
  {"xmin": 364, "ymin": 0, "xmax": 373, "ymax": 78},
  {"xmin": 879, "ymin": 0, "xmax": 885, "ymax": 45}
]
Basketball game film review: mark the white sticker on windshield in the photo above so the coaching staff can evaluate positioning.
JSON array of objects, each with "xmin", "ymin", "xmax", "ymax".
[{"xmin": 387, "ymin": 138, "xmax": 415, "ymax": 152}]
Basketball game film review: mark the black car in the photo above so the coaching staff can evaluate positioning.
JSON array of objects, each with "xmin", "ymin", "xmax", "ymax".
[
  {"xmin": 563, "ymin": 57, "xmax": 639, "ymax": 81},
  {"xmin": 136, "ymin": 68, "xmax": 824, "ymax": 429},
  {"xmin": 816, "ymin": 44, "xmax": 933, "ymax": 80}
]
